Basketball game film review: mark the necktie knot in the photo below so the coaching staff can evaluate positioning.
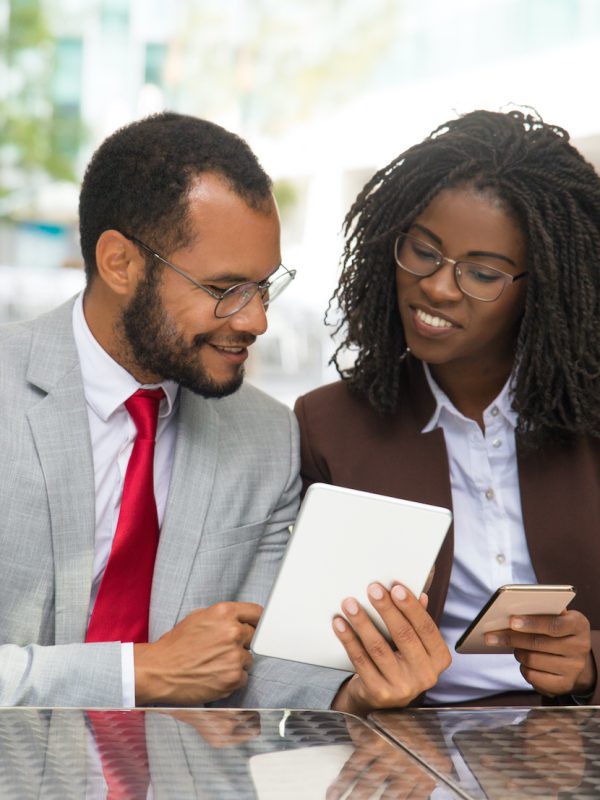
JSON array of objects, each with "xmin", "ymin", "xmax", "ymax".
[{"xmin": 125, "ymin": 388, "xmax": 164, "ymax": 441}]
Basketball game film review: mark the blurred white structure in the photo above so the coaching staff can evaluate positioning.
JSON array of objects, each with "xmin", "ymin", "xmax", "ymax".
[{"xmin": 2, "ymin": 0, "xmax": 600, "ymax": 404}]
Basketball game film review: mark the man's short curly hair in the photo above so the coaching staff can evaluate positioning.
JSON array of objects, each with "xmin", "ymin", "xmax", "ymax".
[{"xmin": 78, "ymin": 112, "xmax": 273, "ymax": 282}]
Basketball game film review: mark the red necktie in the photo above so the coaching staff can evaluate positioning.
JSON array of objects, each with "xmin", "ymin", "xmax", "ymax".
[
  {"xmin": 87, "ymin": 710, "xmax": 150, "ymax": 800},
  {"xmin": 86, "ymin": 388, "xmax": 164, "ymax": 644}
]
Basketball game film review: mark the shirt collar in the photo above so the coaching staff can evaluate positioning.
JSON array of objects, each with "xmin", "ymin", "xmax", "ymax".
[
  {"xmin": 72, "ymin": 291, "xmax": 179, "ymax": 422},
  {"xmin": 421, "ymin": 362, "xmax": 517, "ymax": 433}
]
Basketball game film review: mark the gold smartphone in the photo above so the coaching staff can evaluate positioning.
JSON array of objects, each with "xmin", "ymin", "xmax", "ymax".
[{"xmin": 455, "ymin": 584, "xmax": 576, "ymax": 654}]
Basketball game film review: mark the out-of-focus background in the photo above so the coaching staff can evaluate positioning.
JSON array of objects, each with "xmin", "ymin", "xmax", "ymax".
[{"xmin": 2, "ymin": 0, "xmax": 600, "ymax": 406}]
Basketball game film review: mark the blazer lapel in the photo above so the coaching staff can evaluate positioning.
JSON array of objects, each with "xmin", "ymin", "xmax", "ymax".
[
  {"xmin": 149, "ymin": 389, "xmax": 219, "ymax": 639},
  {"xmin": 25, "ymin": 300, "xmax": 96, "ymax": 644}
]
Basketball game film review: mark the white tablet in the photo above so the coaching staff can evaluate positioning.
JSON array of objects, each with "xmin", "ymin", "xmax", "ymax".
[{"xmin": 252, "ymin": 483, "xmax": 452, "ymax": 671}]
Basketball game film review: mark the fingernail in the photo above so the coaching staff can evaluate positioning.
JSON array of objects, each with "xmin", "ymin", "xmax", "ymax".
[
  {"xmin": 333, "ymin": 617, "xmax": 347, "ymax": 633},
  {"xmin": 392, "ymin": 585, "xmax": 407, "ymax": 602},
  {"xmin": 485, "ymin": 634, "xmax": 499, "ymax": 645},
  {"xmin": 368, "ymin": 582, "xmax": 384, "ymax": 600},
  {"xmin": 343, "ymin": 598, "xmax": 359, "ymax": 616},
  {"xmin": 511, "ymin": 617, "xmax": 524, "ymax": 629}
]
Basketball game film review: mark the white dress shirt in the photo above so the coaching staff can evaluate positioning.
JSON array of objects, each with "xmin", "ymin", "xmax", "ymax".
[
  {"xmin": 72, "ymin": 292, "xmax": 179, "ymax": 706},
  {"xmin": 422, "ymin": 365, "xmax": 538, "ymax": 704}
]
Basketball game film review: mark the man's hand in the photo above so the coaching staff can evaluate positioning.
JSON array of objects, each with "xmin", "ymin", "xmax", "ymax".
[
  {"xmin": 331, "ymin": 583, "xmax": 451, "ymax": 716},
  {"xmin": 162, "ymin": 709, "xmax": 261, "ymax": 748},
  {"xmin": 134, "ymin": 602, "xmax": 262, "ymax": 705},
  {"xmin": 484, "ymin": 609, "xmax": 596, "ymax": 697}
]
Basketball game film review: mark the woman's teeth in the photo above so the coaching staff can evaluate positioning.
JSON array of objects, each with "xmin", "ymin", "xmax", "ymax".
[{"xmin": 416, "ymin": 309, "xmax": 452, "ymax": 328}]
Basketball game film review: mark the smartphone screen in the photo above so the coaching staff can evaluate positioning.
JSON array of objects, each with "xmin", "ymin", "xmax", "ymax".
[{"xmin": 455, "ymin": 584, "xmax": 576, "ymax": 654}]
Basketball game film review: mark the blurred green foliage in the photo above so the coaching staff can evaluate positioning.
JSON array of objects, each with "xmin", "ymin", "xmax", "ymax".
[{"xmin": 0, "ymin": 0, "xmax": 84, "ymax": 205}]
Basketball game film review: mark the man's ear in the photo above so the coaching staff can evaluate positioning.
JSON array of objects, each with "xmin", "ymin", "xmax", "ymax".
[{"xmin": 95, "ymin": 230, "xmax": 145, "ymax": 296}]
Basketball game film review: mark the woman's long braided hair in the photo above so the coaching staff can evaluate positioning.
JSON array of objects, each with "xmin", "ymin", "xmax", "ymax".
[{"xmin": 330, "ymin": 109, "xmax": 600, "ymax": 446}]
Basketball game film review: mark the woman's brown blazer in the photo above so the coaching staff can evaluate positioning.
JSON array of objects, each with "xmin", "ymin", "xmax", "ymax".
[{"xmin": 294, "ymin": 357, "xmax": 600, "ymax": 706}]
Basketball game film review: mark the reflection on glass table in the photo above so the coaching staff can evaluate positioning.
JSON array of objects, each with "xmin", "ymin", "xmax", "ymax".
[
  {"xmin": 370, "ymin": 707, "xmax": 600, "ymax": 800},
  {"xmin": 0, "ymin": 707, "xmax": 463, "ymax": 799}
]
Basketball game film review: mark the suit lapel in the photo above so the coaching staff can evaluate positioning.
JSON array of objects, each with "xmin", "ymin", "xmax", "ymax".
[
  {"xmin": 25, "ymin": 299, "xmax": 96, "ymax": 644},
  {"xmin": 149, "ymin": 389, "xmax": 219, "ymax": 639}
]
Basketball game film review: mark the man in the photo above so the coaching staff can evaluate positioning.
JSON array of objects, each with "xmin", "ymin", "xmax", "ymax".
[{"xmin": 0, "ymin": 112, "xmax": 345, "ymax": 708}]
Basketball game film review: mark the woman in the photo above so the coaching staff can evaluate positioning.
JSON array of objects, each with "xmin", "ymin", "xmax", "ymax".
[{"xmin": 295, "ymin": 109, "xmax": 600, "ymax": 715}]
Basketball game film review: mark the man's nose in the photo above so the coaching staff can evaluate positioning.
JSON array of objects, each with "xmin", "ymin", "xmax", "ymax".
[
  {"xmin": 228, "ymin": 291, "xmax": 268, "ymax": 336},
  {"xmin": 418, "ymin": 260, "xmax": 463, "ymax": 304}
]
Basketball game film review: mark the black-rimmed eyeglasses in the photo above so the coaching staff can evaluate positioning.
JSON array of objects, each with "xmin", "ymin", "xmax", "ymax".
[
  {"xmin": 125, "ymin": 234, "xmax": 296, "ymax": 319},
  {"xmin": 394, "ymin": 233, "xmax": 528, "ymax": 302}
]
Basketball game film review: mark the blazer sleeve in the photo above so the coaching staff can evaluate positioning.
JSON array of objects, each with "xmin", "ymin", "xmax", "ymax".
[
  {"xmin": 0, "ymin": 642, "xmax": 125, "ymax": 707},
  {"xmin": 220, "ymin": 407, "xmax": 352, "ymax": 709},
  {"xmin": 294, "ymin": 394, "xmax": 333, "ymax": 495}
]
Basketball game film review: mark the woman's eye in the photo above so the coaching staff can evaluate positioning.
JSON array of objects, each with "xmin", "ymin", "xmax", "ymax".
[
  {"xmin": 412, "ymin": 244, "xmax": 438, "ymax": 261},
  {"xmin": 465, "ymin": 266, "xmax": 501, "ymax": 283}
]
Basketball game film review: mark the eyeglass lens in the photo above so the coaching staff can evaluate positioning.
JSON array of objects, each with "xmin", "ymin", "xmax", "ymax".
[
  {"xmin": 395, "ymin": 234, "xmax": 510, "ymax": 302},
  {"xmin": 215, "ymin": 269, "xmax": 294, "ymax": 318}
]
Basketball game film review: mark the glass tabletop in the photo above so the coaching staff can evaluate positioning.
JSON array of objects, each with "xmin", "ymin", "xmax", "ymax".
[
  {"xmin": 0, "ymin": 707, "xmax": 463, "ymax": 799},
  {"xmin": 370, "ymin": 706, "xmax": 600, "ymax": 800}
]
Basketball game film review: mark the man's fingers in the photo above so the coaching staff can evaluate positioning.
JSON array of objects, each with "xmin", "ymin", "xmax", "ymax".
[
  {"xmin": 241, "ymin": 622, "xmax": 258, "ymax": 648},
  {"xmin": 232, "ymin": 602, "xmax": 263, "ymax": 624}
]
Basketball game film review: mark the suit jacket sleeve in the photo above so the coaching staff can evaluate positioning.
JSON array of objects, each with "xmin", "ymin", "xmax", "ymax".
[{"xmin": 0, "ymin": 643, "xmax": 125, "ymax": 707}]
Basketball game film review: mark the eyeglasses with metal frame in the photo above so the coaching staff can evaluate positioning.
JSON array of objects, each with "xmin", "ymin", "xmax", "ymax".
[
  {"xmin": 125, "ymin": 234, "xmax": 296, "ymax": 318},
  {"xmin": 394, "ymin": 233, "xmax": 528, "ymax": 302}
]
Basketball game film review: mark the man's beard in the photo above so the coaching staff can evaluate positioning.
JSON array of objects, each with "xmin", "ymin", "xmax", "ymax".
[{"xmin": 120, "ymin": 266, "xmax": 247, "ymax": 398}]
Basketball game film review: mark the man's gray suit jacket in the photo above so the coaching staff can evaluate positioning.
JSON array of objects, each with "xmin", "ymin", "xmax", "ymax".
[{"xmin": 0, "ymin": 299, "xmax": 348, "ymax": 707}]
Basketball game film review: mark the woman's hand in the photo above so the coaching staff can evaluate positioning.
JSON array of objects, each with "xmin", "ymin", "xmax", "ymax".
[
  {"xmin": 331, "ymin": 583, "xmax": 451, "ymax": 716},
  {"xmin": 485, "ymin": 609, "xmax": 596, "ymax": 697}
]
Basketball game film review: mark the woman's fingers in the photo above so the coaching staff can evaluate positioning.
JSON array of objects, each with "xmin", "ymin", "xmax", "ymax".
[
  {"xmin": 331, "ymin": 583, "xmax": 452, "ymax": 713},
  {"xmin": 370, "ymin": 583, "xmax": 451, "ymax": 669},
  {"xmin": 332, "ymin": 608, "xmax": 389, "ymax": 683}
]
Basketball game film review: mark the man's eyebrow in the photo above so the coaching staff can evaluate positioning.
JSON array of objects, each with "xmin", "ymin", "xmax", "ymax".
[
  {"xmin": 201, "ymin": 264, "xmax": 281, "ymax": 284},
  {"xmin": 200, "ymin": 273, "xmax": 252, "ymax": 283},
  {"xmin": 410, "ymin": 224, "xmax": 516, "ymax": 266}
]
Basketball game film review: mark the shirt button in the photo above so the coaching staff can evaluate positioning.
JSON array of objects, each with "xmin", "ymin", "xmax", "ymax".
[
  {"xmin": 496, "ymin": 553, "xmax": 506, "ymax": 564},
  {"xmin": 485, "ymin": 488, "xmax": 495, "ymax": 500},
  {"xmin": 491, "ymin": 406, "xmax": 499, "ymax": 417},
  {"xmin": 492, "ymin": 438, "xmax": 502, "ymax": 448}
]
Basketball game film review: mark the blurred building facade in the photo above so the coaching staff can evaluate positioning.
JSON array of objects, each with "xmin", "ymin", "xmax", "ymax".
[{"xmin": 2, "ymin": 0, "xmax": 600, "ymax": 404}]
